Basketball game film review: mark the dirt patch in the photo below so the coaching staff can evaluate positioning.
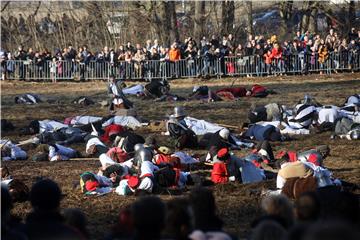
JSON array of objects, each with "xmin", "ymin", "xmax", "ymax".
[{"xmin": 1, "ymin": 73, "xmax": 360, "ymax": 239}]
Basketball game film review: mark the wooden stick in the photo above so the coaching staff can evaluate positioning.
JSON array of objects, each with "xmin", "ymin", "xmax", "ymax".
[
  {"xmin": 218, "ymin": 123, "xmax": 240, "ymax": 130},
  {"xmin": 69, "ymin": 158, "xmax": 99, "ymax": 161}
]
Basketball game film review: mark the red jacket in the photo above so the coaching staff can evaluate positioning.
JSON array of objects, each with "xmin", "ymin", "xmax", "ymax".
[
  {"xmin": 216, "ymin": 87, "xmax": 247, "ymax": 98},
  {"xmin": 101, "ymin": 124, "xmax": 125, "ymax": 143},
  {"xmin": 271, "ymin": 47, "xmax": 283, "ymax": 59},
  {"xmin": 211, "ymin": 162, "xmax": 229, "ymax": 184},
  {"xmin": 250, "ymin": 84, "xmax": 267, "ymax": 97}
]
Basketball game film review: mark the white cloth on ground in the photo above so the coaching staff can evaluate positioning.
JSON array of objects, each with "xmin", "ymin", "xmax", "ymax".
[
  {"xmin": 123, "ymin": 84, "xmax": 144, "ymax": 95},
  {"xmin": 184, "ymin": 117, "xmax": 224, "ymax": 135},
  {"xmin": 70, "ymin": 116, "xmax": 102, "ymax": 126},
  {"xmin": 102, "ymin": 116, "xmax": 142, "ymax": 129},
  {"xmin": 172, "ymin": 152, "xmax": 199, "ymax": 164}
]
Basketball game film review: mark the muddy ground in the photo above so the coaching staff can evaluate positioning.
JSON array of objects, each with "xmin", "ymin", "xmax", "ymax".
[{"xmin": 1, "ymin": 73, "xmax": 360, "ymax": 239}]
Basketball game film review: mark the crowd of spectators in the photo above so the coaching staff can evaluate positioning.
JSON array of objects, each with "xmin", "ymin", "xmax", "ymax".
[
  {"xmin": 2, "ymin": 179, "xmax": 359, "ymax": 240},
  {"xmin": 1, "ymin": 27, "xmax": 360, "ymax": 81}
]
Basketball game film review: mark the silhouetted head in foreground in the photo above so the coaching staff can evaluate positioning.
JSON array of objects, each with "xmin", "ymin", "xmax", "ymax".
[
  {"xmin": 30, "ymin": 179, "xmax": 62, "ymax": 212},
  {"xmin": 131, "ymin": 196, "xmax": 165, "ymax": 240}
]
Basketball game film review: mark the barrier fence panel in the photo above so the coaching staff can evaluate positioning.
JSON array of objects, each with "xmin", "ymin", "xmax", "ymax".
[{"xmin": 2, "ymin": 52, "xmax": 359, "ymax": 81}]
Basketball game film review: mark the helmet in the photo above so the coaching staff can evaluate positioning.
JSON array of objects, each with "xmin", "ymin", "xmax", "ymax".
[
  {"xmin": 173, "ymin": 106, "xmax": 186, "ymax": 118},
  {"xmin": 219, "ymin": 128, "xmax": 230, "ymax": 140},
  {"xmin": 350, "ymin": 129, "xmax": 360, "ymax": 140},
  {"xmin": 134, "ymin": 143, "xmax": 144, "ymax": 152},
  {"xmin": 133, "ymin": 148, "xmax": 153, "ymax": 167}
]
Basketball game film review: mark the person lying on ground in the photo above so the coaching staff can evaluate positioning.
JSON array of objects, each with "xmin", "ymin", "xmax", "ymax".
[
  {"xmin": 188, "ymin": 84, "xmax": 275, "ymax": 102},
  {"xmin": 344, "ymin": 93, "xmax": 360, "ymax": 106},
  {"xmin": 166, "ymin": 107, "xmax": 198, "ymax": 150},
  {"xmin": 31, "ymin": 143, "xmax": 79, "ymax": 161},
  {"xmin": 242, "ymin": 123, "xmax": 285, "ymax": 142},
  {"xmin": 248, "ymin": 103, "xmax": 285, "ymax": 123},
  {"xmin": 275, "ymin": 145, "xmax": 330, "ymax": 167},
  {"xmin": 211, "ymin": 148, "xmax": 265, "ymax": 184},
  {"xmin": 332, "ymin": 116, "xmax": 360, "ymax": 140},
  {"xmin": 14, "ymin": 93, "xmax": 42, "ymax": 105},
  {"xmin": 0, "ymin": 140, "xmax": 27, "ymax": 161},
  {"xmin": 20, "ymin": 119, "xmax": 68, "ymax": 135}
]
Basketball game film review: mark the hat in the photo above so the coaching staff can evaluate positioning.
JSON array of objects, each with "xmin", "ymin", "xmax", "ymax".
[
  {"xmin": 216, "ymin": 148, "xmax": 230, "ymax": 161},
  {"xmin": 85, "ymin": 180, "xmax": 99, "ymax": 192},
  {"xmin": 219, "ymin": 128, "xmax": 230, "ymax": 140},
  {"xmin": 157, "ymin": 146, "xmax": 172, "ymax": 155},
  {"xmin": 173, "ymin": 106, "xmax": 186, "ymax": 118},
  {"xmin": 128, "ymin": 176, "xmax": 140, "ymax": 189}
]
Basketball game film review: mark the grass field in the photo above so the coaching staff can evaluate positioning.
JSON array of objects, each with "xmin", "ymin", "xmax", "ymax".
[{"xmin": 1, "ymin": 73, "xmax": 360, "ymax": 239}]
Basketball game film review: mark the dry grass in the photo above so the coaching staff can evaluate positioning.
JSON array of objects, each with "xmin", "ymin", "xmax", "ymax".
[{"xmin": 1, "ymin": 73, "xmax": 360, "ymax": 239}]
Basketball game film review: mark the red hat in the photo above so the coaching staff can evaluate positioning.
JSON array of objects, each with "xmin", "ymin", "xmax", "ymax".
[
  {"xmin": 128, "ymin": 176, "xmax": 140, "ymax": 189},
  {"xmin": 217, "ymin": 148, "xmax": 230, "ymax": 160},
  {"xmin": 85, "ymin": 180, "xmax": 99, "ymax": 192}
]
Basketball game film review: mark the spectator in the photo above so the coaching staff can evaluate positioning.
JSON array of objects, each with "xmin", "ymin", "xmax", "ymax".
[
  {"xmin": 251, "ymin": 220, "xmax": 286, "ymax": 240},
  {"xmin": 189, "ymin": 187, "xmax": 223, "ymax": 232},
  {"xmin": 25, "ymin": 179, "xmax": 84, "ymax": 239},
  {"xmin": 260, "ymin": 194, "xmax": 295, "ymax": 229},
  {"xmin": 131, "ymin": 196, "xmax": 165, "ymax": 240},
  {"xmin": 294, "ymin": 192, "xmax": 321, "ymax": 222},
  {"xmin": 63, "ymin": 208, "xmax": 89, "ymax": 238},
  {"xmin": 162, "ymin": 198, "xmax": 193, "ymax": 240}
]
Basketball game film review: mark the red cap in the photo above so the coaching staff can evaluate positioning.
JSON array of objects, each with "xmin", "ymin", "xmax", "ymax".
[
  {"xmin": 128, "ymin": 176, "xmax": 140, "ymax": 189},
  {"xmin": 85, "ymin": 180, "xmax": 99, "ymax": 191},
  {"xmin": 217, "ymin": 148, "xmax": 229, "ymax": 160}
]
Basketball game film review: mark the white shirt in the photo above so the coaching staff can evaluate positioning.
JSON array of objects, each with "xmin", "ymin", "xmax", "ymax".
[
  {"xmin": 318, "ymin": 107, "xmax": 339, "ymax": 124},
  {"xmin": 140, "ymin": 161, "xmax": 159, "ymax": 178}
]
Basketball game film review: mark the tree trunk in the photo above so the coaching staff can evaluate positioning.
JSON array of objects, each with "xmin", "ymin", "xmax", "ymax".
[
  {"xmin": 348, "ymin": 0, "xmax": 356, "ymax": 30},
  {"xmin": 169, "ymin": 1, "xmax": 179, "ymax": 42},
  {"xmin": 194, "ymin": 1, "xmax": 206, "ymax": 41},
  {"xmin": 244, "ymin": 1, "xmax": 254, "ymax": 36},
  {"xmin": 221, "ymin": 0, "xmax": 235, "ymax": 36},
  {"xmin": 279, "ymin": 1, "xmax": 293, "ymax": 21},
  {"xmin": 300, "ymin": 1, "xmax": 312, "ymax": 33},
  {"xmin": 308, "ymin": 2, "xmax": 318, "ymax": 34},
  {"xmin": 160, "ymin": 1, "xmax": 171, "ymax": 46}
]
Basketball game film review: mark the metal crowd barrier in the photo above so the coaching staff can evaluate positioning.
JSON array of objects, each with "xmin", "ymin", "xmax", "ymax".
[{"xmin": 2, "ymin": 52, "xmax": 359, "ymax": 81}]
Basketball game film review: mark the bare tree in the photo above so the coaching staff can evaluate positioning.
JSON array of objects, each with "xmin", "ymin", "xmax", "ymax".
[
  {"xmin": 244, "ymin": 1, "xmax": 254, "ymax": 36},
  {"xmin": 221, "ymin": 0, "xmax": 235, "ymax": 36}
]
